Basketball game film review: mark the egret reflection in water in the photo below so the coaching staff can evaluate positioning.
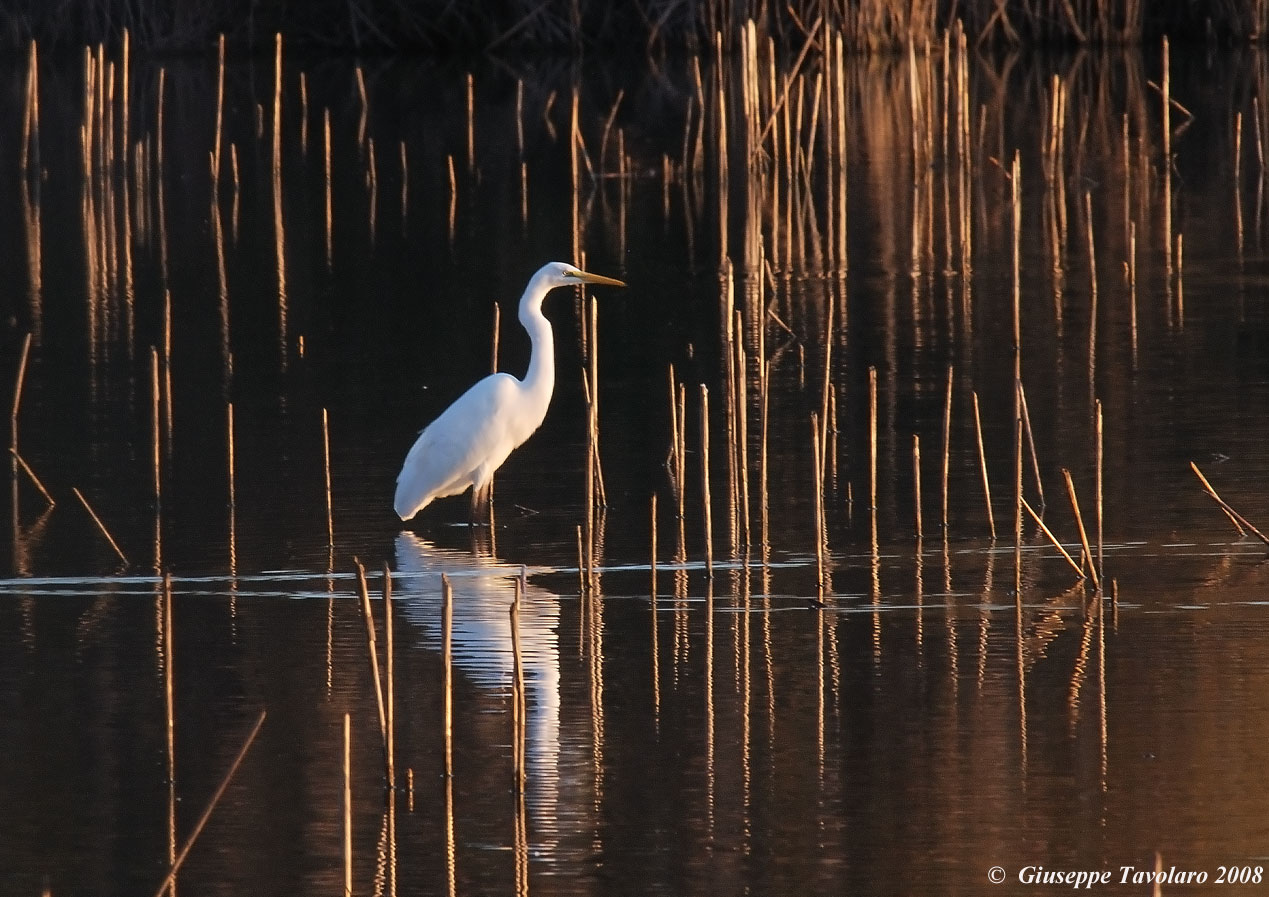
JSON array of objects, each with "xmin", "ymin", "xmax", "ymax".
[{"xmin": 392, "ymin": 532, "xmax": 567, "ymax": 839}]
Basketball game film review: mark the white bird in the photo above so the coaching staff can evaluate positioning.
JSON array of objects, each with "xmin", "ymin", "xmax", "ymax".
[{"xmin": 394, "ymin": 261, "xmax": 626, "ymax": 522}]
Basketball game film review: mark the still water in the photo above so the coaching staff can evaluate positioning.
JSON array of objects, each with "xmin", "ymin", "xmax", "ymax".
[{"xmin": 0, "ymin": 38, "xmax": 1268, "ymax": 896}]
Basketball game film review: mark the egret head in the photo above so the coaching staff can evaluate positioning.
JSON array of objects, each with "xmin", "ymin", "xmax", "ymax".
[{"xmin": 539, "ymin": 261, "xmax": 627, "ymax": 290}]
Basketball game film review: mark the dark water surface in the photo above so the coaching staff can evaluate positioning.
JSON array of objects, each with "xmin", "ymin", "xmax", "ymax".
[{"xmin": 1, "ymin": 41, "xmax": 1268, "ymax": 896}]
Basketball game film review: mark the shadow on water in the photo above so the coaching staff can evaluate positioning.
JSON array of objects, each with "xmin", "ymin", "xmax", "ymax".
[{"xmin": 1, "ymin": 34, "xmax": 1269, "ymax": 896}]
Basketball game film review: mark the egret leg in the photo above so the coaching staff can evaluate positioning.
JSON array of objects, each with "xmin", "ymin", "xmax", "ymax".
[{"xmin": 470, "ymin": 482, "xmax": 494, "ymax": 527}]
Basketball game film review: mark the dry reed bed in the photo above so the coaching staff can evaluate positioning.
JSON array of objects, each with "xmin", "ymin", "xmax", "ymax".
[{"xmin": 4, "ymin": 0, "xmax": 1268, "ymax": 52}]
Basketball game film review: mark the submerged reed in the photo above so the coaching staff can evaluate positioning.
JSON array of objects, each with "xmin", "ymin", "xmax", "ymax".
[
  {"xmin": 1062, "ymin": 470, "xmax": 1100, "ymax": 590},
  {"xmin": 9, "ymin": 332, "xmax": 31, "ymax": 452},
  {"xmin": 151, "ymin": 711, "xmax": 267, "ymax": 897},
  {"xmin": 72, "ymin": 486, "xmax": 128, "ymax": 564},
  {"xmin": 1191, "ymin": 462, "xmax": 1269, "ymax": 546},
  {"xmin": 354, "ymin": 560, "xmax": 389, "ymax": 763}
]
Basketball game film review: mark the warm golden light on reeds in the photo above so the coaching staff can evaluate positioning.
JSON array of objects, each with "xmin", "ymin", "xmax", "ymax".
[
  {"xmin": 73, "ymin": 486, "xmax": 127, "ymax": 565},
  {"xmin": 1191, "ymin": 462, "xmax": 1269, "ymax": 546},
  {"xmin": 152, "ymin": 711, "xmax": 266, "ymax": 897},
  {"xmin": 1, "ymin": 29, "xmax": 1264, "ymax": 897},
  {"xmin": 354, "ymin": 560, "xmax": 389, "ymax": 762},
  {"xmin": 442, "ymin": 572, "xmax": 454, "ymax": 778}
]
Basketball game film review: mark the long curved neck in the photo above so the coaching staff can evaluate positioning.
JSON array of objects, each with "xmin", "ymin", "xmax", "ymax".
[{"xmin": 518, "ymin": 276, "xmax": 556, "ymax": 407}]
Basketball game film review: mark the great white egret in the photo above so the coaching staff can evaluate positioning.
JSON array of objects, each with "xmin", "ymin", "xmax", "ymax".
[{"xmin": 394, "ymin": 261, "xmax": 626, "ymax": 522}]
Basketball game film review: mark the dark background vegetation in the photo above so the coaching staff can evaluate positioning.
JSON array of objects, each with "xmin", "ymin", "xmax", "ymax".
[{"xmin": 1, "ymin": 0, "xmax": 1266, "ymax": 53}]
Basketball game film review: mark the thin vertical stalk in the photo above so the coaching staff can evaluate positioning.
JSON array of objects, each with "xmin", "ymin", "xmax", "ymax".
[
  {"xmin": 971, "ymin": 392, "xmax": 996, "ymax": 539},
  {"xmin": 913, "ymin": 434, "xmax": 923, "ymax": 541},
  {"xmin": 383, "ymin": 564, "xmax": 395, "ymax": 790},
  {"xmin": 868, "ymin": 367, "xmax": 877, "ymax": 511},
  {"xmin": 343, "ymin": 712, "xmax": 352, "ymax": 897},
  {"xmin": 442, "ymin": 573, "xmax": 454, "ymax": 777},
  {"xmin": 700, "ymin": 385, "xmax": 713, "ymax": 577},
  {"xmin": 150, "ymin": 347, "xmax": 161, "ymax": 498},
  {"xmin": 1062, "ymin": 469, "xmax": 1100, "ymax": 591},
  {"xmin": 322, "ymin": 409, "xmax": 333, "ymax": 547},
  {"xmin": 812, "ymin": 413, "xmax": 825, "ymax": 587},
  {"xmin": 941, "ymin": 365, "xmax": 952, "ymax": 532},
  {"xmin": 1095, "ymin": 401, "xmax": 1104, "ymax": 581},
  {"xmin": 355, "ymin": 561, "xmax": 388, "ymax": 758}
]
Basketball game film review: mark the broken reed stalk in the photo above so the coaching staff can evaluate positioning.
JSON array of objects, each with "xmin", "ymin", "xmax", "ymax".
[
  {"xmin": 491, "ymin": 302, "xmax": 500, "ymax": 373},
  {"xmin": 151, "ymin": 711, "xmax": 267, "ymax": 897},
  {"xmin": 667, "ymin": 365, "xmax": 680, "ymax": 508},
  {"xmin": 650, "ymin": 493, "xmax": 657, "ymax": 595},
  {"xmin": 1017, "ymin": 380, "xmax": 1044, "ymax": 505},
  {"xmin": 734, "ymin": 310, "xmax": 751, "ymax": 548},
  {"xmin": 354, "ymin": 561, "xmax": 389, "ymax": 758},
  {"xmin": 399, "ymin": 140, "xmax": 408, "ymax": 220},
  {"xmin": 510, "ymin": 580, "xmax": 527, "ymax": 793},
  {"xmin": 589, "ymin": 296, "xmax": 607, "ymax": 508},
  {"xmin": 72, "ymin": 487, "xmax": 128, "ymax": 564},
  {"xmin": 10, "ymin": 449, "xmax": 53, "ymax": 506},
  {"xmin": 811, "ymin": 413, "xmax": 825, "ymax": 587},
  {"xmin": 324, "ymin": 110, "xmax": 333, "ymax": 263},
  {"xmin": 271, "ymin": 34, "xmax": 282, "ymax": 177},
  {"xmin": 1014, "ymin": 416, "xmax": 1023, "ymax": 596},
  {"xmin": 151, "ymin": 348, "xmax": 161, "ymax": 498},
  {"xmin": 941, "ymin": 365, "xmax": 952, "ymax": 532},
  {"xmin": 382, "ymin": 564, "xmax": 395, "ymax": 790},
  {"xmin": 226, "ymin": 403, "xmax": 236, "ymax": 508},
  {"xmin": 299, "ymin": 73, "xmax": 308, "ymax": 155},
  {"xmin": 1190, "ymin": 462, "xmax": 1269, "ymax": 546},
  {"xmin": 465, "ymin": 73, "xmax": 475, "ymax": 171},
  {"xmin": 212, "ymin": 34, "xmax": 225, "ymax": 185},
  {"xmin": 446, "ymin": 155, "xmax": 457, "ymax": 240},
  {"xmin": 570, "ymin": 90, "xmax": 581, "ymax": 261},
  {"xmin": 971, "ymin": 391, "xmax": 996, "ymax": 539},
  {"xmin": 322, "ymin": 409, "xmax": 333, "ymax": 547},
  {"xmin": 1129, "ymin": 220, "xmax": 1139, "ymax": 355},
  {"xmin": 582, "ymin": 371, "xmax": 595, "ymax": 586},
  {"xmin": 913, "ymin": 434, "xmax": 924, "ymax": 541},
  {"xmin": 868, "ymin": 366, "xmax": 877, "ymax": 510},
  {"xmin": 10, "ymin": 331, "xmax": 31, "ymax": 451},
  {"xmin": 575, "ymin": 525, "xmax": 586, "ymax": 597},
  {"xmin": 441, "ymin": 572, "xmax": 454, "ymax": 777},
  {"xmin": 20, "ymin": 41, "xmax": 37, "ymax": 176},
  {"xmin": 343, "ymin": 712, "xmax": 352, "ymax": 897},
  {"xmin": 676, "ymin": 383, "xmax": 688, "ymax": 532},
  {"xmin": 1085, "ymin": 191, "xmax": 1098, "ymax": 375},
  {"xmin": 700, "ymin": 384, "xmax": 713, "ymax": 577},
  {"xmin": 1062, "ymin": 469, "xmax": 1101, "ymax": 590},
  {"xmin": 1095, "ymin": 401, "xmax": 1104, "ymax": 576},
  {"xmin": 819, "ymin": 297, "xmax": 834, "ymax": 487},
  {"xmin": 1021, "ymin": 496, "xmax": 1085, "ymax": 580}
]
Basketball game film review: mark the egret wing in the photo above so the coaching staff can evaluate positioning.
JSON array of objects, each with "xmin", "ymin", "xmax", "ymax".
[{"xmin": 394, "ymin": 374, "xmax": 522, "ymax": 520}]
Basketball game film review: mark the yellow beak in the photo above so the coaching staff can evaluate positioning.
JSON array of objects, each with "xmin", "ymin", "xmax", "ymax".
[{"xmin": 574, "ymin": 269, "xmax": 627, "ymax": 288}]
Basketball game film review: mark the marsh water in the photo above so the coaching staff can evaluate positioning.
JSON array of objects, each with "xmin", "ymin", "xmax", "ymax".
[{"xmin": 1, "ymin": 39, "xmax": 1269, "ymax": 896}]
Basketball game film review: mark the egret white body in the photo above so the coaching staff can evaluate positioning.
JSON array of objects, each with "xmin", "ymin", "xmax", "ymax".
[{"xmin": 394, "ymin": 262, "xmax": 626, "ymax": 522}]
